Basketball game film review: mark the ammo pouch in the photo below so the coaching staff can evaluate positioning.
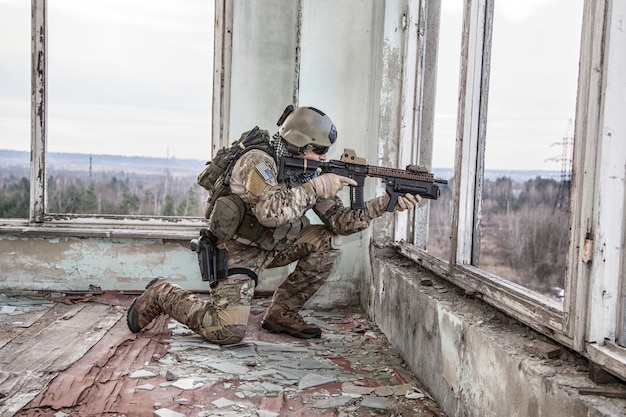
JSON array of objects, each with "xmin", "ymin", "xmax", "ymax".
[
  {"xmin": 197, "ymin": 147, "xmax": 231, "ymax": 191},
  {"xmin": 208, "ymin": 193, "xmax": 310, "ymax": 251},
  {"xmin": 203, "ymin": 179, "xmax": 230, "ymax": 219},
  {"xmin": 208, "ymin": 194, "xmax": 246, "ymax": 241},
  {"xmin": 237, "ymin": 213, "xmax": 310, "ymax": 252}
]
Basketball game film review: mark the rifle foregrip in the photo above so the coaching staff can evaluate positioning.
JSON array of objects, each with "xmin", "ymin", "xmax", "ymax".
[{"xmin": 385, "ymin": 185, "xmax": 399, "ymax": 212}]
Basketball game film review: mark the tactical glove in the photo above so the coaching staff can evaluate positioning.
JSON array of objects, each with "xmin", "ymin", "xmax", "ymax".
[
  {"xmin": 396, "ymin": 193, "xmax": 421, "ymax": 211},
  {"xmin": 380, "ymin": 192, "xmax": 422, "ymax": 211},
  {"xmin": 307, "ymin": 173, "xmax": 358, "ymax": 199}
]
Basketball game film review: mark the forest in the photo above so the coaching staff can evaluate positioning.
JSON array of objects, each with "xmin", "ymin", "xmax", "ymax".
[
  {"xmin": 0, "ymin": 170, "xmax": 207, "ymax": 219},
  {"xmin": 428, "ymin": 174, "xmax": 570, "ymax": 300}
]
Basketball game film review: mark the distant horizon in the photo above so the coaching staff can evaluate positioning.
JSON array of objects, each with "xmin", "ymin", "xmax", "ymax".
[
  {"xmin": 0, "ymin": 149, "xmax": 567, "ymax": 179},
  {"xmin": 0, "ymin": 148, "xmax": 207, "ymax": 162}
]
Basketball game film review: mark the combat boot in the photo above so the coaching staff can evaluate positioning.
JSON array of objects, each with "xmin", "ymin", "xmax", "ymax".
[
  {"xmin": 261, "ymin": 305, "xmax": 321, "ymax": 339},
  {"xmin": 127, "ymin": 278, "xmax": 169, "ymax": 332}
]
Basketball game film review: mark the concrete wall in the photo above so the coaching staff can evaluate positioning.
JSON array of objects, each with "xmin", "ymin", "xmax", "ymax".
[
  {"xmin": 225, "ymin": 0, "xmax": 404, "ymax": 308},
  {"xmin": 229, "ymin": 0, "xmax": 299, "ymax": 137},
  {"xmin": 367, "ymin": 247, "xmax": 626, "ymax": 417},
  {"xmin": 0, "ymin": 235, "xmax": 203, "ymax": 292}
]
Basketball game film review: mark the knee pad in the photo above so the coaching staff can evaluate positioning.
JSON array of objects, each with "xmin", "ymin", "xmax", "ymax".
[{"xmin": 200, "ymin": 304, "xmax": 251, "ymax": 345}]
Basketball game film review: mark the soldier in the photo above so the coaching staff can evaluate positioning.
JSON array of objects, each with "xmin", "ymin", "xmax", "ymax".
[{"xmin": 126, "ymin": 105, "xmax": 421, "ymax": 344}]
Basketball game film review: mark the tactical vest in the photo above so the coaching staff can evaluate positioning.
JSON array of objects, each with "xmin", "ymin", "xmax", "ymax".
[{"xmin": 198, "ymin": 127, "xmax": 309, "ymax": 251}]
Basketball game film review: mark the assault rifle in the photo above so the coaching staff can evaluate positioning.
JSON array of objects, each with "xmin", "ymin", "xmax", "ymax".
[{"xmin": 278, "ymin": 148, "xmax": 447, "ymax": 212}]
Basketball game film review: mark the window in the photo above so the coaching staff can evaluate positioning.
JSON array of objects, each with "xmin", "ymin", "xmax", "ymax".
[
  {"xmin": 41, "ymin": 0, "xmax": 213, "ymax": 219},
  {"xmin": 428, "ymin": 1, "xmax": 463, "ymax": 260},
  {"xmin": 0, "ymin": 0, "xmax": 31, "ymax": 219},
  {"xmin": 399, "ymin": 0, "xmax": 626, "ymax": 381},
  {"xmin": 479, "ymin": 0, "xmax": 581, "ymax": 302}
]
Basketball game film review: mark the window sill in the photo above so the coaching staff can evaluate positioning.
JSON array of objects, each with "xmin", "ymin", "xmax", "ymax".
[
  {"xmin": 394, "ymin": 241, "xmax": 569, "ymax": 346},
  {"xmin": 0, "ymin": 216, "xmax": 207, "ymax": 240},
  {"xmin": 587, "ymin": 341, "xmax": 626, "ymax": 382}
]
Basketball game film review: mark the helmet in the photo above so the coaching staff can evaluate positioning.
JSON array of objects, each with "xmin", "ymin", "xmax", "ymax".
[{"xmin": 277, "ymin": 105, "xmax": 337, "ymax": 155}]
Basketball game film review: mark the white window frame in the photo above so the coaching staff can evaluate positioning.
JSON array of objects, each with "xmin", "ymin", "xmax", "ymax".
[
  {"xmin": 5, "ymin": 0, "xmax": 207, "ymax": 240},
  {"xmin": 396, "ymin": 0, "xmax": 626, "ymax": 380}
]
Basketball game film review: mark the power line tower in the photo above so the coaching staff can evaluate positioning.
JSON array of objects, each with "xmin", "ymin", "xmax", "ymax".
[{"xmin": 546, "ymin": 119, "xmax": 574, "ymax": 211}]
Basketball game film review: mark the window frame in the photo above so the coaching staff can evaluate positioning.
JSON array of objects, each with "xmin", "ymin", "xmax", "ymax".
[
  {"xmin": 15, "ymin": 0, "xmax": 208, "ymax": 238},
  {"xmin": 397, "ymin": 0, "xmax": 626, "ymax": 380}
]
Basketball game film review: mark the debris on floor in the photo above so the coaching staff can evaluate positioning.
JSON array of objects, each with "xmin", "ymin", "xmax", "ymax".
[{"xmin": 1, "ymin": 291, "xmax": 446, "ymax": 416}]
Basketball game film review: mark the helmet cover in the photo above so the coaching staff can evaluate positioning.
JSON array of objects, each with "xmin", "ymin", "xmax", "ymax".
[{"xmin": 278, "ymin": 106, "xmax": 337, "ymax": 152}]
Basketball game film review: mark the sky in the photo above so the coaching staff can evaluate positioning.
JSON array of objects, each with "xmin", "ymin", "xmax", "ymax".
[
  {"xmin": 0, "ymin": 0, "xmax": 214, "ymax": 160},
  {"xmin": 0, "ymin": 0, "xmax": 583, "ymax": 170},
  {"xmin": 433, "ymin": 0, "xmax": 583, "ymax": 171}
]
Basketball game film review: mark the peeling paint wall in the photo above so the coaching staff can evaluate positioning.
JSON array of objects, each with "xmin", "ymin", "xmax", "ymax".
[
  {"xmin": 225, "ymin": 0, "xmax": 407, "ymax": 309},
  {"xmin": 372, "ymin": 0, "xmax": 408, "ymax": 245},
  {"xmin": 228, "ymin": 0, "xmax": 300, "ymax": 137},
  {"xmin": 0, "ymin": 236, "xmax": 203, "ymax": 291}
]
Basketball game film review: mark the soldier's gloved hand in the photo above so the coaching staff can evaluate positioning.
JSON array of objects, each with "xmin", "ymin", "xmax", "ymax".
[
  {"xmin": 395, "ymin": 193, "xmax": 421, "ymax": 211},
  {"xmin": 308, "ymin": 173, "xmax": 358, "ymax": 199},
  {"xmin": 380, "ymin": 192, "xmax": 422, "ymax": 211}
]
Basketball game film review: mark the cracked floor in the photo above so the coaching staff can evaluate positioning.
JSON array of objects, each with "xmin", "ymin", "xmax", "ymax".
[{"xmin": 0, "ymin": 290, "xmax": 447, "ymax": 417}]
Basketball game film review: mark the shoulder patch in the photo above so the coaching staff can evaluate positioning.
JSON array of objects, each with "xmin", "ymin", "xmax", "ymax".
[
  {"xmin": 254, "ymin": 161, "xmax": 274, "ymax": 181},
  {"xmin": 247, "ymin": 170, "xmax": 269, "ymax": 196},
  {"xmin": 240, "ymin": 150, "xmax": 277, "ymax": 196}
]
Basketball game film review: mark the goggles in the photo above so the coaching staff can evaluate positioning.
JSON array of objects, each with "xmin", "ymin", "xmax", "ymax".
[{"xmin": 311, "ymin": 145, "xmax": 329, "ymax": 155}]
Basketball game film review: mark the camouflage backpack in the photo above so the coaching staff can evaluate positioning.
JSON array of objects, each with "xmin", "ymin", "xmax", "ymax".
[{"xmin": 197, "ymin": 126, "xmax": 274, "ymax": 220}]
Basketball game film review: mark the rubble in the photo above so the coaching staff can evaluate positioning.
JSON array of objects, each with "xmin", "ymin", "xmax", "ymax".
[
  {"xmin": 117, "ymin": 297, "xmax": 445, "ymax": 416},
  {"xmin": 1, "ymin": 291, "xmax": 446, "ymax": 416}
]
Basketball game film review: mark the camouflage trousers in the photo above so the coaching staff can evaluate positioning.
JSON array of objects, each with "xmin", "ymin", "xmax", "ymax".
[{"xmin": 155, "ymin": 224, "xmax": 339, "ymax": 344}]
